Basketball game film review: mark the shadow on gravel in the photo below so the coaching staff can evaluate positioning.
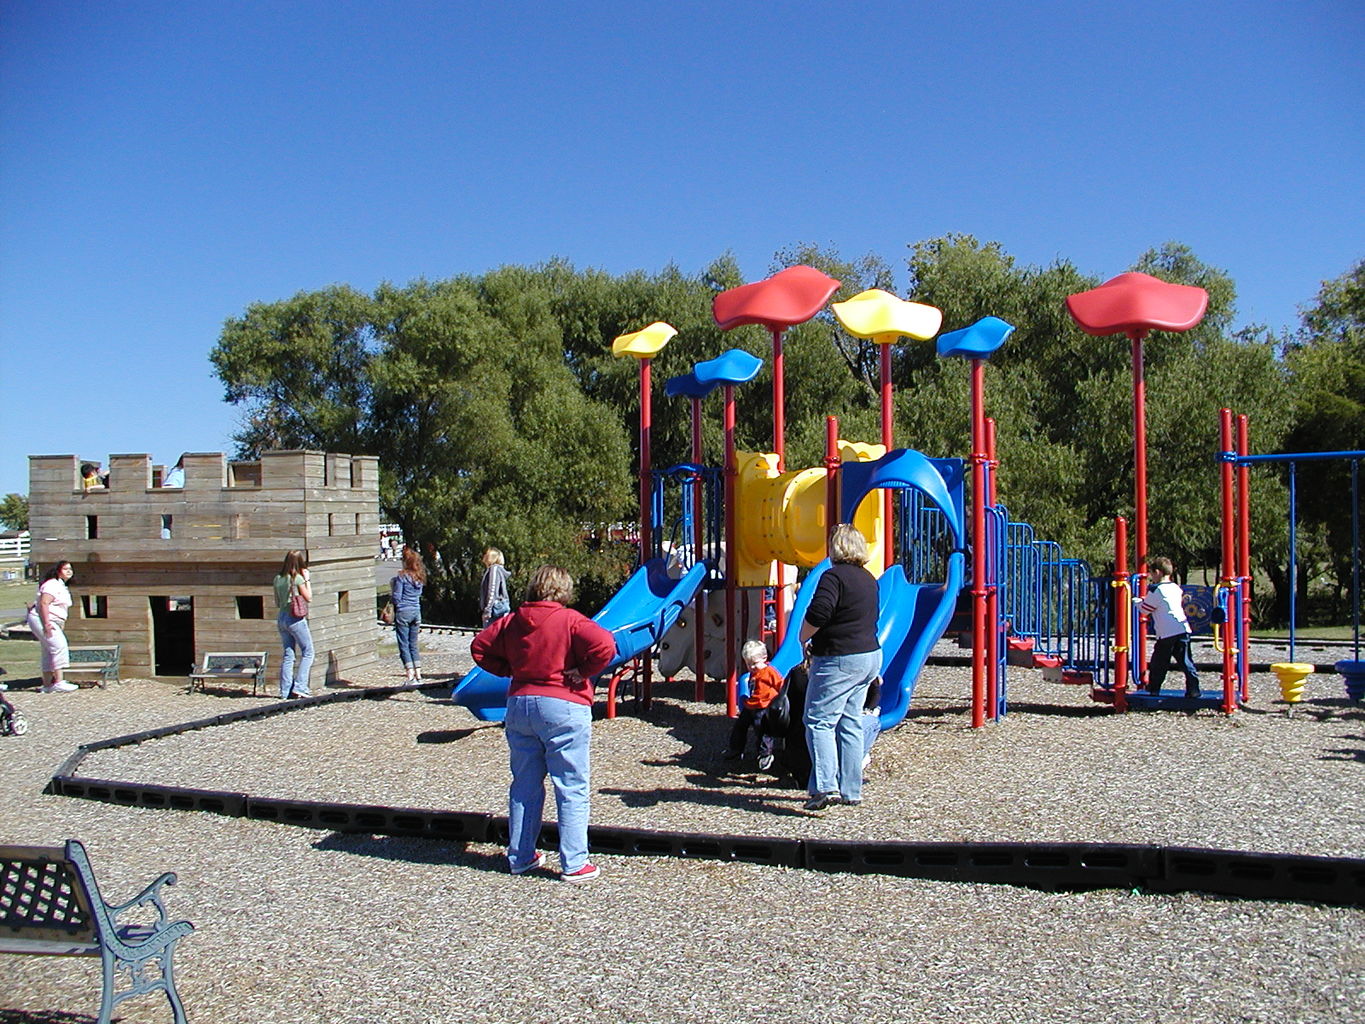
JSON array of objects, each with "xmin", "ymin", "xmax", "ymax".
[
  {"xmin": 0, "ymin": 1012, "xmax": 99, "ymax": 1024},
  {"xmin": 312, "ymin": 832, "xmax": 505, "ymax": 871},
  {"xmin": 416, "ymin": 726, "xmax": 490, "ymax": 743}
]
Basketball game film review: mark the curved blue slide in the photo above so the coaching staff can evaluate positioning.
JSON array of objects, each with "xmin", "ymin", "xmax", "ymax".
[
  {"xmin": 743, "ymin": 448, "xmax": 965, "ymax": 732},
  {"xmin": 452, "ymin": 558, "xmax": 709, "ymax": 722}
]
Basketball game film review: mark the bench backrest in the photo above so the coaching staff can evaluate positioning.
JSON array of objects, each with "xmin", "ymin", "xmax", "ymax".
[
  {"xmin": 0, "ymin": 844, "xmax": 97, "ymax": 951},
  {"xmin": 201, "ymin": 652, "xmax": 267, "ymax": 673},
  {"xmin": 68, "ymin": 645, "xmax": 120, "ymax": 666}
]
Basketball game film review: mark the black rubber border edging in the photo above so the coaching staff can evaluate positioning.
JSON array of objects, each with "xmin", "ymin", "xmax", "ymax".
[{"xmin": 44, "ymin": 686, "xmax": 1365, "ymax": 908}]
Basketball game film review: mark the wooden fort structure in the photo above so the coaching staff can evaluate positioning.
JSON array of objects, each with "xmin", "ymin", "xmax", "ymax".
[{"xmin": 27, "ymin": 450, "xmax": 381, "ymax": 686}]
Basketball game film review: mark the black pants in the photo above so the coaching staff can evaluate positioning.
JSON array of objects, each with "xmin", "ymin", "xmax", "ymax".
[
  {"xmin": 1149, "ymin": 633, "xmax": 1200, "ymax": 695},
  {"xmin": 727, "ymin": 705, "xmax": 776, "ymax": 758}
]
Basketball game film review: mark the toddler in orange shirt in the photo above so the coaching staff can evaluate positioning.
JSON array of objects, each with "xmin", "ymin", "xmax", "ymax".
[{"xmin": 723, "ymin": 640, "xmax": 785, "ymax": 771}]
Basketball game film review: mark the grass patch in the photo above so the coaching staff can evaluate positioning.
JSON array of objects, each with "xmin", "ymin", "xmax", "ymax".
[
  {"xmin": 0, "ymin": 636, "xmax": 41, "ymax": 686},
  {"xmin": 1252, "ymin": 625, "xmax": 1361, "ymax": 641}
]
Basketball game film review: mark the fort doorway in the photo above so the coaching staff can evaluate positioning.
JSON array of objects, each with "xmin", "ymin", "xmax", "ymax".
[{"xmin": 150, "ymin": 595, "xmax": 194, "ymax": 675}]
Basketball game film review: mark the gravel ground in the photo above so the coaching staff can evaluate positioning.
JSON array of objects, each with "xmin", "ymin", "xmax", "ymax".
[{"xmin": 2, "ymin": 632, "xmax": 1363, "ymax": 1024}]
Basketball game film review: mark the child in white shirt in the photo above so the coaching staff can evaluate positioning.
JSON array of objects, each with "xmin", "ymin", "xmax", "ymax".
[{"xmin": 1137, "ymin": 556, "xmax": 1201, "ymax": 698}]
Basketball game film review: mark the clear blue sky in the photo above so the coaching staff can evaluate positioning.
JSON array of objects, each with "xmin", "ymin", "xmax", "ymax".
[{"xmin": 2, "ymin": 0, "xmax": 1361, "ymax": 500}]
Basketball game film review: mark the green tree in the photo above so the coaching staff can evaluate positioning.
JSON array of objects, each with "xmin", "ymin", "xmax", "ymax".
[{"xmin": 0, "ymin": 493, "xmax": 28, "ymax": 532}]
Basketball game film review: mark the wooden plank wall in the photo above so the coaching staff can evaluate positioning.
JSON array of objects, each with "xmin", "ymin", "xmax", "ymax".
[{"xmin": 30, "ymin": 450, "xmax": 382, "ymax": 687}]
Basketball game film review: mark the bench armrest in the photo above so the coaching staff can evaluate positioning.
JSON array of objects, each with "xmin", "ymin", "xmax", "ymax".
[{"xmin": 107, "ymin": 871, "xmax": 177, "ymax": 927}]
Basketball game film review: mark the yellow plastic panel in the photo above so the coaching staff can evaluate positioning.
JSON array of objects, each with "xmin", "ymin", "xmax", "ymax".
[
  {"xmin": 611, "ymin": 321, "xmax": 677, "ymax": 359},
  {"xmin": 831, "ymin": 289, "xmax": 942, "ymax": 344}
]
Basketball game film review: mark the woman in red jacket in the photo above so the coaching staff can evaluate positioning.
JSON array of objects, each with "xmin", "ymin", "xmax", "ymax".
[{"xmin": 471, "ymin": 565, "xmax": 616, "ymax": 883}]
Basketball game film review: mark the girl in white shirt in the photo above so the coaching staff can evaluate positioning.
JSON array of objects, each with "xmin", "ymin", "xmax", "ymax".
[{"xmin": 27, "ymin": 560, "xmax": 78, "ymax": 693}]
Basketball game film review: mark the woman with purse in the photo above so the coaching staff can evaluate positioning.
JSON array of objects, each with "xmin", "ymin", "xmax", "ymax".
[
  {"xmin": 273, "ymin": 549, "xmax": 314, "ymax": 699},
  {"xmin": 390, "ymin": 546, "xmax": 426, "ymax": 681}
]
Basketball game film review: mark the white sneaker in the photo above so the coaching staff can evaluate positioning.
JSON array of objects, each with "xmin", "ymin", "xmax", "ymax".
[{"xmin": 42, "ymin": 681, "xmax": 78, "ymax": 693}]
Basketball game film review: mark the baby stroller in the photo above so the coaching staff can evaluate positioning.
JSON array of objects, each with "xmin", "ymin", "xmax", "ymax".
[{"xmin": 0, "ymin": 668, "xmax": 28, "ymax": 736}]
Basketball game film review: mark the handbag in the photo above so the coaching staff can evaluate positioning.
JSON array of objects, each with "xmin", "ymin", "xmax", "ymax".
[{"xmin": 289, "ymin": 575, "xmax": 309, "ymax": 618}]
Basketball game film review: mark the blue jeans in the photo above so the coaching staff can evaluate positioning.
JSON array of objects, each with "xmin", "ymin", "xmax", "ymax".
[
  {"xmin": 394, "ymin": 612, "xmax": 420, "ymax": 670},
  {"xmin": 804, "ymin": 650, "xmax": 880, "ymax": 801},
  {"xmin": 505, "ymin": 695, "xmax": 592, "ymax": 874},
  {"xmin": 277, "ymin": 611, "xmax": 314, "ymax": 697}
]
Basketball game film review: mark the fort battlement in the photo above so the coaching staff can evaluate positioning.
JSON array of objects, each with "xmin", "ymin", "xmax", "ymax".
[{"xmin": 29, "ymin": 451, "xmax": 381, "ymax": 685}]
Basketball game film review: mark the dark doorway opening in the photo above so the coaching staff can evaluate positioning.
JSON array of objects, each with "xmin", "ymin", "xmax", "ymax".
[{"xmin": 150, "ymin": 595, "xmax": 194, "ymax": 675}]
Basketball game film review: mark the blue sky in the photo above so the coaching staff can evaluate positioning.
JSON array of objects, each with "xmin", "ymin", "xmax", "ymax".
[{"xmin": 1, "ymin": 0, "xmax": 1361, "ymax": 500}]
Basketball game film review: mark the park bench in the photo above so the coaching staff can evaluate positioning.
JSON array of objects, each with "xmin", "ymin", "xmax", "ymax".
[
  {"xmin": 64, "ymin": 644, "xmax": 121, "ymax": 687},
  {"xmin": 0, "ymin": 838, "xmax": 194, "ymax": 1024},
  {"xmin": 188, "ymin": 650, "xmax": 269, "ymax": 695}
]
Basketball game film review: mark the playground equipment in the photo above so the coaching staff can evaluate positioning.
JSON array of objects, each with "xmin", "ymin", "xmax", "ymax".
[
  {"xmin": 1066, "ymin": 272, "xmax": 1209, "ymax": 684},
  {"xmin": 1218, "ymin": 422, "xmax": 1364, "ymax": 702}
]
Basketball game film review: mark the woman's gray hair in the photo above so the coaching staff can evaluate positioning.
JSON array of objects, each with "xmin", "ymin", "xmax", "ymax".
[{"xmin": 828, "ymin": 523, "xmax": 870, "ymax": 565}]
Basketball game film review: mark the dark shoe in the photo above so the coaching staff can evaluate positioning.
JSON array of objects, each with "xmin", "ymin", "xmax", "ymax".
[
  {"xmin": 1185, "ymin": 689, "xmax": 1202, "ymax": 699},
  {"xmin": 803, "ymin": 792, "xmax": 837, "ymax": 811},
  {"xmin": 757, "ymin": 753, "xmax": 774, "ymax": 771}
]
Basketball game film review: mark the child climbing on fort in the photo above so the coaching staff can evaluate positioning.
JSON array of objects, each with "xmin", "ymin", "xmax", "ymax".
[
  {"xmin": 1137, "ymin": 556, "xmax": 1201, "ymax": 698},
  {"xmin": 723, "ymin": 640, "xmax": 784, "ymax": 771}
]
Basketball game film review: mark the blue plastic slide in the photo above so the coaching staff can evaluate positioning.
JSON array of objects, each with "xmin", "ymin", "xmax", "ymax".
[
  {"xmin": 742, "ymin": 448, "xmax": 966, "ymax": 732},
  {"xmin": 452, "ymin": 558, "xmax": 709, "ymax": 722}
]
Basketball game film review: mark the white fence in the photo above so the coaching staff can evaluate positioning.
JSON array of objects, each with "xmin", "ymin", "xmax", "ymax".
[{"xmin": 0, "ymin": 532, "xmax": 30, "ymax": 562}]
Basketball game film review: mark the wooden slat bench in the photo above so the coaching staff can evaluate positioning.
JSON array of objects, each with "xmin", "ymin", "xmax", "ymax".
[
  {"xmin": 65, "ymin": 644, "xmax": 121, "ymax": 687},
  {"xmin": 188, "ymin": 650, "xmax": 269, "ymax": 695},
  {"xmin": 0, "ymin": 839, "xmax": 194, "ymax": 1024}
]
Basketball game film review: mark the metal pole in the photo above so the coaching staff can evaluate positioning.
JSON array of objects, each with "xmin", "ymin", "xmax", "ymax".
[
  {"xmin": 1114, "ymin": 516, "xmax": 1130, "ymax": 713},
  {"xmin": 881, "ymin": 341, "xmax": 894, "ymax": 573},
  {"xmin": 1236, "ymin": 414, "xmax": 1252, "ymax": 703},
  {"xmin": 1131, "ymin": 330, "xmax": 1150, "ymax": 686},
  {"xmin": 1219, "ymin": 409, "xmax": 1237, "ymax": 714},
  {"xmin": 1289, "ymin": 463, "xmax": 1298, "ymax": 664},
  {"xmin": 970, "ymin": 358, "xmax": 987, "ymax": 728},
  {"xmin": 723, "ymin": 383, "xmax": 738, "ymax": 718},
  {"xmin": 692, "ymin": 395, "xmax": 707, "ymax": 702}
]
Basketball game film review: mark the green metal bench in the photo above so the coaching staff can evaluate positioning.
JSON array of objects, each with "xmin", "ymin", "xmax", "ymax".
[
  {"xmin": 188, "ymin": 650, "xmax": 269, "ymax": 696},
  {"xmin": 0, "ymin": 838, "xmax": 194, "ymax": 1023},
  {"xmin": 65, "ymin": 644, "xmax": 122, "ymax": 687}
]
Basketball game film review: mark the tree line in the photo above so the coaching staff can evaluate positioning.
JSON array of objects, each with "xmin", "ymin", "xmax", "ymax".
[{"xmin": 204, "ymin": 236, "xmax": 1363, "ymax": 625}]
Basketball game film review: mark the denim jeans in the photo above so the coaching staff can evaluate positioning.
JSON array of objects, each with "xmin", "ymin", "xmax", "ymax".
[
  {"xmin": 1149, "ymin": 632, "xmax": 1200, "ymax": 693},
  {"xmin": 505, "ymin": 695, "xmax": 592, "ymax": 874},
  {"xmin": 804, "ymin": 649, "xmax": 880, "ymax": 801},
  {"xmin": 277, "ymin": 611, "xmax": 314, "ymax": 698},
  {"xmin": 394, "ymin": 612, "xmax": 420, "ymax": 670}
]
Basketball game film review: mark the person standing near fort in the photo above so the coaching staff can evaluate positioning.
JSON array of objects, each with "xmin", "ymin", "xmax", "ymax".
[
  {"xmin": 390, "ymin": 546, "xmax": 426, "ymax": 681},
  {"xmin": 27, "ymin": 560, "xmax": 77, "ymax": 693},
  {"xmin": 273, "ymin": 549, "xmax": 314, "ymax": 699}
]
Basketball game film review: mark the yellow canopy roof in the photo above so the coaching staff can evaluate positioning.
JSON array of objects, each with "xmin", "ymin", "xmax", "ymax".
[
  {"xmin": 831, "ymin": 289, "xmax": 942, "ymax": 345},
  {"xmin": 611, "ymin": 321, "xmax": 677, "ymax": 359}
]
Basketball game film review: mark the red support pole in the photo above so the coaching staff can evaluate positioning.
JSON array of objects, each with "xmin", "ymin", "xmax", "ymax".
[
  {"xmin": 970, "ymin": 358, "xmax": 987, "ymax": 728},
  {"xmin": 824, "ymin": 415, "xmax": 841, "ymax": 539},
  {"xmin": 639, "ymin": 358, "xmax": 652, "ymax": 562},
  {"xmin": 1130, "ymin": 329, "xmax": 1150, "ymax": 688},
  {"xmin": 769, "ymin": 326, "xmax": 790, "ymax": 646},
  {"xmin": 1237, "ymin": 413, "xmax": 1252, "ymax": 705},
  {"xmin": 880, "ymin": 341, "xmax": 894, "ymax": 571},
  {"xmin": 1219, "ymin": 408, "xmax": 1237, "ymax": 714},
  {"xmin": 691, "ymin": 395, "xmax": 707, "ymax": 702},
  {"xmin": 985, "ymin": 414, "xmax": 999, "ymax": 720},
  {"xmin": 1113, "ymin": 516, "xmax": 1130, "ymax": 713},
  {"xmin": 638, "ymin": 357, "xmax": 652, "ymax": 710},
  {"xmin": 723, "ymin": 383, "xmax": 739, "ymax": 718}
]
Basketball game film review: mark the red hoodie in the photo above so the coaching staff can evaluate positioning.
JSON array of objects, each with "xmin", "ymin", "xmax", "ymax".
[{"xmin": 470, "ymin": 601, "xmax": 616, "ymax": 707}]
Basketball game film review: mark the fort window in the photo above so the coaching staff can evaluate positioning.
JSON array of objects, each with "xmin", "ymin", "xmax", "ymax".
[
  {"xmin": 236, "ymin": 595, "xmax": 265, "ymax": 620},
  {"xmin": 354, "ymin": 512, "xmax": 362, "ymax": 535},
  {"xmin": 160, "ymin": 514, "xmax": 173, "ymax": 539},
  {"xmin": 328, "ymin": 513, "xmax": 337, "ymax": 536},
  {"xmin": 338, "ymin": 590, "xmax": 351, "ymax": 614},
  {"xmin": 81, "ymin": 594, "xmax": 108, "ymax": 619},
  {"xmin": 85, "ymin": 515, "xmax": 98, "ymax": 540}
]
